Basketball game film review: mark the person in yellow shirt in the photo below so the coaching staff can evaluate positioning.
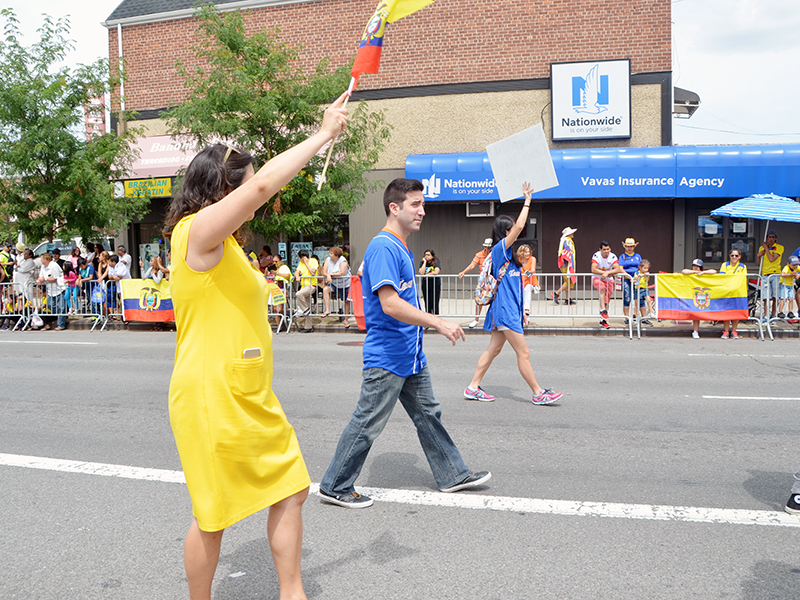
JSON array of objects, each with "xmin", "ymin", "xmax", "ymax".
[
  {"xmin": 779, "ymin": 255, "xmax": 800, "ymax": 319},
  {"xmin": 294, "ymin": 249, "xmax": 319, "ymax": 332},
  {"xmin": 757, "ymin": 230, "xmax": 783, "ymax": 321},
  {"xmin": 719, "ymin": 250, "xmax": 747, "ymax": 338}
]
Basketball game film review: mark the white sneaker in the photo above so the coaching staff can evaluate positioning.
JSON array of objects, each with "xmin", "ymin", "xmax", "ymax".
[
  {"xmin": 691, "ymin": 331, "xmax": 700, "ymax": 339},
  {"xmin": 468, "ymin": 319, "xmax": 479, "ymax": 329}
]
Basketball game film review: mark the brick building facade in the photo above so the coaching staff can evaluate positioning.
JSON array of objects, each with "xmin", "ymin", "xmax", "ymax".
[{"xmin": 106, "ymin": 0, "xmax": 799, "ymax": 279}]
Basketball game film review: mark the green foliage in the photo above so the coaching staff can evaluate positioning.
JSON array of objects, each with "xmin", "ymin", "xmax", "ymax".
[
  {"xmin": 0, "ymin": 8, "xmax": 148, "ymax": 244},
  {"xmin": 166, "ymin": 4, "xmax": 391, "ymax": 240}
]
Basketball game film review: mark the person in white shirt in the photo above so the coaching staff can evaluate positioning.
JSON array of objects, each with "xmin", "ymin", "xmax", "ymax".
[
  {"xmin": 116, "ymin": 245, "xmax": 132, "ymax": 275},
  {"xmin": 35, "ymin": 252, "xmax": 67, "ymax": 330},
  {"xmin": 591, "ymin": 241, "xmax": 624, "ymax": 329},
  {"xmin": 108, "ymin": 254, "xmax": 131, "ymax": 300}
]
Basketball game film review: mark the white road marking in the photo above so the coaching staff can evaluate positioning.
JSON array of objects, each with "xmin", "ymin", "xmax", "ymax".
[
  {"xmin": 688, "ymin": 354, "xmax": 793, "ymax": 358},
  {"xmin": 0, "ymin": 340, "xmax": 98, "ymax": 345},
  {"xmin": 0, "ymin": 453, "xmax": 185, "ymax": 483},
  {"xmin": 702, "ymin": 395, "xmax": 800, "ymax": 401},
  {"xmin": 2, "ymin": 453, "xmax": 798, "ymax": 529}
]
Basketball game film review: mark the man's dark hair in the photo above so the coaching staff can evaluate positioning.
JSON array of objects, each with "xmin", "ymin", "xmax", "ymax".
[
  {"xmin": 109, "ymin": 254, "xmax": 119, "ymax": 264},
  {"xmin": 298, "ymin": 249, "xmax": 309, "ymax": 259},
  {"xmin": 383, "ymin": 178, "xmax": 424, "ymax": 216},
  {"xmin": 599, "ymin": 241, "xmax": 611, "ymax": 249}
]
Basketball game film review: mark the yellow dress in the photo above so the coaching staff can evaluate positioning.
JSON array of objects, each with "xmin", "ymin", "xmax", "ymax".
[{"xmin": 168, "ymin": 214, "xmax": 310, "ymax": 532}]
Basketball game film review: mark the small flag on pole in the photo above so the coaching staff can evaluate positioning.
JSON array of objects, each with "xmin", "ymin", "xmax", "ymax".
[{"xmin": 350, "ymin": 0, "xmax": 435, "ymax": 88}]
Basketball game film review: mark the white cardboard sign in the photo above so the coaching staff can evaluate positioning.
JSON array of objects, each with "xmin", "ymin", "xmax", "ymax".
[{"xmin": 486, "ymin": 124, "xmax": 559, "ymax": 203}]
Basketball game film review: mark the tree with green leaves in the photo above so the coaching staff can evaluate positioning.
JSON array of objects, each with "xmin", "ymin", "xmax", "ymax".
[
  {"xmin": 0, "ymin": 9, "xmax": 148, "ymax": 245},
  {"xmin": 166, "ymin": 4, "xmax": 391, "ymax": 242}
]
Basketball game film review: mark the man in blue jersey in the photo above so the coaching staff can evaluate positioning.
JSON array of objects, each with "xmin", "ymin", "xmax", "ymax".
[{"xmin": 319, "ymin": 178, "xmax": 491, "ymax": 508}]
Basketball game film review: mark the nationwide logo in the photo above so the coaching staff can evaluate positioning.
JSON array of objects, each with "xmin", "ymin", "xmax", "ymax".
[
  {"xmin": 422, "ymin": 174, "xmax": 440, "ymax": 199},
  {"xmin": 572, "ymin": 64, "xmax": 608, "ymax": 115}
]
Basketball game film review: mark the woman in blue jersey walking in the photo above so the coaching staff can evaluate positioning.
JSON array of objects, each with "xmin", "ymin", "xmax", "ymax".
[{"xmin": 463, "ymin": 182, "xmax": 563, "ymax": 405}]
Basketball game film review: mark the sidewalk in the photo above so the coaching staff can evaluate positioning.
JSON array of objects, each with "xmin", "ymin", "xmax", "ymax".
[{"xmin": 52, "ymin": 313, "xmax": 799, "ymax": 339}]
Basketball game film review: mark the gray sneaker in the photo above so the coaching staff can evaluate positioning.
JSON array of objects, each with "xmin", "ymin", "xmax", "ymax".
[
  {"xmin": 439, "ymin": 471, "xmax": 492, "ymax": 493},
  {"xmin": 319, "ymin": 489, "xmax": 374, "ymax": 508}
]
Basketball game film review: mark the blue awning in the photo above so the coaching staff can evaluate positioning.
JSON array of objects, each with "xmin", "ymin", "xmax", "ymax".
[{"xmin": 405, "ymin": 144, "xmax": 800, "ymax": 201}]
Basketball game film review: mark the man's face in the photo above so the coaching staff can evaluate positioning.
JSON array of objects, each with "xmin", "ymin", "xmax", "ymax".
[
  {"xmin": 117, "ymin": 248, "xmax": 124, "ymax": 256},
  {"xmin": 600, "ymin": 245, "xmax": 611, "ymax": 258},
  {"xmin": 392, "ymin": 190, "xmax": 425, "ymax": 233},
  {"xmin": 767, "ymin": 234, "xmax": 778, "ymax": 245}
]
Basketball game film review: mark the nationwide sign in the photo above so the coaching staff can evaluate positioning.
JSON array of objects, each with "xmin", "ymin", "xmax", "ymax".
[
  {"xmin": 551, "ymin": 59, "xmax": 631, "ymax": 141},
  {"xmin": 407, "ymin": 145, "xmax": 800, "ymax": 201}
]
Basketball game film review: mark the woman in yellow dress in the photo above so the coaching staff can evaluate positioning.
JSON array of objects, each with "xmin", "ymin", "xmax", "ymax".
[{"xmin": 164, "ymin": 93, "xmax": 348, "ymax": 600}]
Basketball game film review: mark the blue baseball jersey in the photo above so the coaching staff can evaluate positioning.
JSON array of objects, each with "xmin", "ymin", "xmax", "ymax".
[
  {"xmin": 361, "ymin": 229, "xmax": 426, "ymax": 377},
  {"xmin": 484, "ymin": 241, "xmax": 523, "ymax": 333}
]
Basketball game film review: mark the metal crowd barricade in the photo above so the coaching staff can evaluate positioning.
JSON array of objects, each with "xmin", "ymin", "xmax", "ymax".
[
  {"xmin": 0, "ymin": 281, "xmax": 30, "ymax": 331},
  {"xmin": 416, "ymin": 272, "xmax": 641, "ymax": 338},
  {"xmin": 286, "ymin": 275, "xmax": 355, "ymax": 330}
]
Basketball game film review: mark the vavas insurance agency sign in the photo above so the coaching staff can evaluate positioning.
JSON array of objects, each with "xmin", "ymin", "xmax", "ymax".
[{"xmin": 551, "ymin": 59, "xmax": 631, "ymax": 141}]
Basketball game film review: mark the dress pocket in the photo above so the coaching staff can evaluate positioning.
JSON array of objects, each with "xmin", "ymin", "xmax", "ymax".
[{"xmin": 230, "ymin": 357, "xmax": 265, "ymax": 396}]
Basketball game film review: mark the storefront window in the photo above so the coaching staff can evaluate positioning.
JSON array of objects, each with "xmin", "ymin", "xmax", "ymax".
[
  {"xmin": 728, "ymin": 217, "xmax": 755, "ymax": 263},
  {"xmin": 697, "ymin": 214, "xmax": 724, "ymax": 263},
  {"xmin": 695, "ymin": 213, "xmax": 756, "ymax": 267}
]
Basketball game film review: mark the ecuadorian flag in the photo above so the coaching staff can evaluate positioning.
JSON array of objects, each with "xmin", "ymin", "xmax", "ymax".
[
  {"xmin": 656, "ymin": 272, "xmax": 748, "ymax": 321},
  {"xmin": 351, "ymin": 0, "xmax": 434, "ymax": 84},
  {"xmin": 121, "ymin": 279, "xmax": 175, "ymax": 322}
]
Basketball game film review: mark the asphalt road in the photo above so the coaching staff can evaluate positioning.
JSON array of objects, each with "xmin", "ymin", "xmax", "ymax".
[{"xmin": 2, "ymin": 330, "xmax": 800, "ymax": 599}]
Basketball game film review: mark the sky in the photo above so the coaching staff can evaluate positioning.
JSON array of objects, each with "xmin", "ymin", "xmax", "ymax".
[{"xmin": 4, "ymin": 0, "xmax": 800, "ymax": 147}]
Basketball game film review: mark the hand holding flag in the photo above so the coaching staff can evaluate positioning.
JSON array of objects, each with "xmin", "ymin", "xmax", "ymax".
[{"xmin": 318, "ymin": 0, "xmax": 435, "ymax": 190}]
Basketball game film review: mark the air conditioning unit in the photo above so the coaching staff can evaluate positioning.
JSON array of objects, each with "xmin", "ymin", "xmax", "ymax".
[{"xmin": 466, "ymin": 201, "xmax": 495, "ymax": 218}]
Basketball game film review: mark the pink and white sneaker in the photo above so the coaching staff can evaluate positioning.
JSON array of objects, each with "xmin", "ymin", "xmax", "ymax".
[
  {"xmin": 464, "ymin": 386, "xmax": 495, "ymax": 402},
  {"xmin": 532, "ymin": 389, "xmax": 563, "ymax": 405}
]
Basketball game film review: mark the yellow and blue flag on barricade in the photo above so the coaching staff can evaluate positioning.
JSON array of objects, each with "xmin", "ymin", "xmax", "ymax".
[
  {"xmin": 656, "ymin": 272, "xmax": 748, "ymax": 321},
  {"xmin": 121, "ymin": 279, "xmax": 175, "ymax": 322},
  {"xmin": 267, "ymin": 281, "xmax": 286, "ymax": 305}
]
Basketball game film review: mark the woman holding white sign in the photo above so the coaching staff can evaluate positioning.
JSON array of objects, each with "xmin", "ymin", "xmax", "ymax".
[{"xmin": 463, "ymin": 182, "xmax": 564, "ymax": 406}]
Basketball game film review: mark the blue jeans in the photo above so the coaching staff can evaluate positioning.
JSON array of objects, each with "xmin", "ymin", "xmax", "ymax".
[
  {"xmin": 49, "ymin": 292, "xmax": 67, "ymax": 328},
  {"xmin": 320, "ymin": 366, "xmax": 471, "ymax": 495},
  {"xmin": 622, "ymin": 278, "xmax": 646, "ymax": 308}
]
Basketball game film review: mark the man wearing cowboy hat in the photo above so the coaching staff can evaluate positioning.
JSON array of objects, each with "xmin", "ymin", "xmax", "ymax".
[
  {"xmin": 619, "ymin": 237, "xmax": 650, "ymax": 325},
  {"xmin": 554, "ymin": 227, "xmax": 576, "ymax": 305},
  {"xmin": 458, "ymin": 238, "xmax": 493, "ymax": 328}
]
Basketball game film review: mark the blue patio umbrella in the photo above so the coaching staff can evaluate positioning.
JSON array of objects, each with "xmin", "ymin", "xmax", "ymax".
[
  {"xmin": 711, "ymin": 193, "xmax": 800, "ymax": 338},
  {"xmin": 710, "ymin": 193, "xmax": 800, "ymax": 223}
]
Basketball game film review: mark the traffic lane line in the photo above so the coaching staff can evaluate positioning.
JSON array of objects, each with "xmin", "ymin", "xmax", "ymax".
[
  {"xmin": 0, "ymin": 340, "xmax": 98, "ymax": 345},
  {"xmin": 2, "ymin": 453, "xmax": 798, "ymax": 529},
  {"xmin": 701, "ymin": 396, "xmax": 800, "ymax": 401}
]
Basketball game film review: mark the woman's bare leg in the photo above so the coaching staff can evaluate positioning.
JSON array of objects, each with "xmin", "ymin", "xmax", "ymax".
[
  {"xmin": 502, "ymin": 329, "xmax": 543, "ymax": 395},
  {"xmin": 468, "ymin": 329, "xmax": 506, "ymax": 389},
  {"xmin": 268, "ymin": 487, "xmax": 309, "ymax": 600},
  {"xmin": 184, "ymin": 518, "xmax": 224, "ymax": 600}
]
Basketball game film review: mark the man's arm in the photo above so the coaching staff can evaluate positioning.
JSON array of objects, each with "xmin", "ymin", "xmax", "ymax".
[
  {"xmin": 590, "ymin": 261, "xmax": 603, "ymax": 277},
  {"xmin": 458, "ymin": 259, "xmax": 477, "ymax": 278},
  {"xmin": 377, "ymin": 285, "xmax": 465, "ymax": 346}
]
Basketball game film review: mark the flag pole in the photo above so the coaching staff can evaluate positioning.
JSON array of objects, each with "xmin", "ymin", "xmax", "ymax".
[{"xmin": 317, "ymin": 78, "xmax": 355, "ymax": 191}]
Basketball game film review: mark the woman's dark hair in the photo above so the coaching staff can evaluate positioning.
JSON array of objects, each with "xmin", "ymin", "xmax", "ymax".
[
  {"xmin": 62, "ymin": 261, "xmax": 74, "ymax": 275},
  {"xmin": 491, "ymin": 215, "xmax": 520, "ymax": 266},
  {"xmin": 423, "ymin": 249, "xmax": 436, "ymax": 263},
  {"xmin": 491, "ymin": 215, "xmax": 514, "ymax": 247},
  {"xmin": 164, "ymin": 144, "xmax": 254, "ymax": 241},
  {"xmin": 85, "ymin": 242, "xmax": 94, "ymax": 253}
]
